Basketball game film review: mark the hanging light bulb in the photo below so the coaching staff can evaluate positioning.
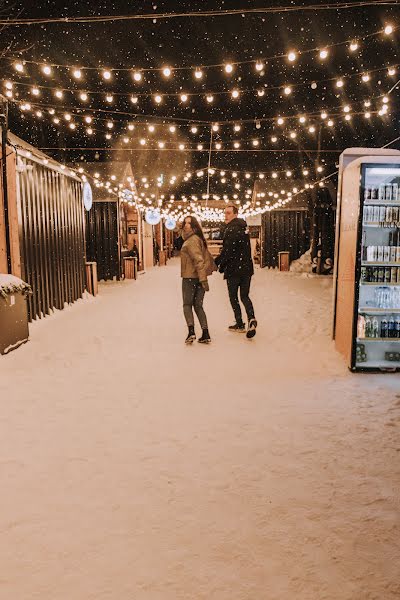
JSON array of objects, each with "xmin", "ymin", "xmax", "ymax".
[
  {"xmin": 286, "ymin": 171, "xmax": 292, "ymax": 177},
  {"xmin": 180, "ymin": 93, "xmax": 188, "ymax": 102},
  {"xmin": 80, "ymin": 92, "xmax": 88, "ymax": 102},
  {"xmin": 179, "ymin": 143, "xmax": 185, "ymax": 150},
  {"xmin": 31, "ymin": 87, "xmax": 40, "ymax": 96},
  {"xmin": 271, "ymin": 136, "xmax": 277, "ymax": 143},
  {"xmin": 384, "ymin": 24, "xmax": 394, "ymax": 35},
  {"xmin": 349, "ymin": 41, "xmax": 359, "ymax": 52},
  {"xmin": 158, "ymin": 141, "xmax": 165, "ymax": 148},
  {"xmin": 102, "ymin": 69, "xmax": 112, "ymax": 80},
  {"xmin": 14, "ymin": 62, "xmax": 24, "ymax": 72},
  {"xmin": 303, "ymin": 169, "xmax": 309, "ymax": 176},
  {"xmin": 327, "ymin": 119, "xmax": 334, "ymax": 127},
  {"xmin": 343, "ymin": 105, "xmax": 351, "ymax": 113},
  {"xmin": 364, "ymin": 100, "xmax": 371, "ymax": 107},
  {"xmin": 319, "ymin": 49, "xmax": 329, "ymax": 60},
  {"xmin": 388, "ymin": 67, "xmax": 397, "ymax": 76},
  {"xmin": 252, "ymin": 139, "xmax": 259, "ymax": 146},
  {"xmin": 234, "ymin": 124, "xmax": 241, "ymax": 132},
  {"xmin": 140, "ymin": 138, "xmax": 146, "ymax": 145},
  {"xmin": 206, "ymin": 95, "xmax": 214, "ymax": 103},
  {"xmin": 148, "ymin": 124, "xmax": 155, "ymax": 132},
  {"xmin": 362, "ymin": 73, "xmax": 370, "ymax": 82},
  {"xmin": 130, "ymin": 96, "xmax": 138, "ymax": 104},
  {"xmin": 364, "ymin": 112, "xmax": 371, "ymax": 119},
  {"xmin": 336, "ymin": 79, "xmax": 344, "ymax": 88},
  {"xmin": 257, "ymin": 89, "xmax": 265, "ymax": 97},
  {"xmin": 299, "ymin": 116, "xmax": 306, "ymax": 123},
  {"xmin": 231, "ymin": 89, "xmax": 240, "ymax": 98},
  {"xmin": 42, "ymin": 64, "xmax": 52, "ymax": 76},
  {"xmin": 272, "ymin": 172, "xmax": 278, "ymax": 179},
  {"xmin": 69, "ymin": 123, "xmax": 76, "ymax": 130},
  {"xmin": 169, "ymin": 125, "xmax": 176, "ymax": 133},
  {"xmin": 72, "ymin": 68, "xmax": 82, "ymax": 79},
  {"xmin": 215, "ymin": 142, "xmax": 222, "ymax": 150},
  {"xmin": 107, "ymin": 121, "xmax": 114, "ymax": 129},
  {"xmin": 133, "ymin": 71, "xmax": 142, "ymax": 82},
  {"xmin": 64, "ymin": 113, "xmax": 71, "ymax": 121},
  {"xmin": 84, "ymin": 115, "xmax": 92, "ymax": 123},
  {"xmin": 190, "ymin": 126, "xmax": 198, "ymax": 133},
  {"xmin": 162, "ymin": 67, "xmax": 172, "ymax": 77},
  {"xmin": 212, "ymin": 123, "xmax": 219, "ymax": 131},
  {"xmin": 224, "ymin": 63, "xmax": 234, "ymax": 73},
  {"xmin": 277, "ymin": 117, "xmax": 284, "ymax": 125},
  {"xmin": 87, "ymin": 128, "xmax": 93, "ymax": 135},
  {"xmin": 287, "ymin": 51, "xmax": 297, "ymax": 62},
  {"xmin": 283, "ymin": 86, "xmax": 292, "ymax": 95},
  {"xmin": 154, "ymin": 94, "xmax": 162, "ymax": 104},
  {"xmin": 309, "ymin": 126, "xmax": 316, "ymax": 133},
  {"xmin": 106, "ymin": 133, "xmax": 112, "ymax": 140},
  {"xmin": 234, "ymin": 142, "xmax": 240, "ymax": 148},
  {"xmin": 289, "ymin": 131, "xmax": 297, "ymax": 139},
  {"xmin": 255, "ymin": 61, "xmax": 264, "ymax": 71},
  {"xmin": 321, "ymin": 112, "xmax": 328, "ymax": 119},
  {"xmin": 194, "ymin": 69, "xmax": 203, "ymax": 79},
  {"xmin": 106, "ymin": 94, "xmax": 114, "ymax": 103}
]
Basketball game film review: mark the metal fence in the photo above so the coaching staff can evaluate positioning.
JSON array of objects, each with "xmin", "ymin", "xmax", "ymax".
[{"xmin": 261, "ymin": 209, "xmax": 310, "ymax": 268}]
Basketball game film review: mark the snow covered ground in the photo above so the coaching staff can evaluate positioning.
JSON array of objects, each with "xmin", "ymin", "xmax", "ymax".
[{"xmin": 1, "ymin": 259, "xmax": 399, "ymax": 600}]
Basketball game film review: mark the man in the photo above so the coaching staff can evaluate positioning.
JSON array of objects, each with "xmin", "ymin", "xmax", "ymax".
[{"xmin": 214, "ymin": 204, "xmax": 257, "ymax": 339}]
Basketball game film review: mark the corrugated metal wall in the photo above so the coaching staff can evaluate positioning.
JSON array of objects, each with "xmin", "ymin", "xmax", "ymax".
[
  {"xmin": 85, "ymin": 201, "xmax": 120, "ymax": 281},
  {"xmin": 17, "ymin": 156, "xmax": 85, "ymax": 321},
  {"xmin": 261, "ymin": 210, "xmax": 310, "ymax": 268}
]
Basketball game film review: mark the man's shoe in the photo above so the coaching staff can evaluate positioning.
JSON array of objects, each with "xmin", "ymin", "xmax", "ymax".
[
  {"xmin": 246, "ymin": 318, "xmax": 257, "ymax": 339},
  {"xmin": 198, "ymin": 329, "xmax": 211, "ymax": 344},
  {"xmin": 228, "ymin": 323, "xmax": 246, "ymax": 333}
]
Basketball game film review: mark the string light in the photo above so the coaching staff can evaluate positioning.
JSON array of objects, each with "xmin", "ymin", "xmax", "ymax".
[
  {"xmin": 362, "ymin": 73, "xmax": 370, "ymax": 82},
  {"xmin": 194, "ymin": 69, "xmax": 203, "ymax": 79},
  {"xmin": 319, "ymin": 49, "xmax": 329, "ymax": 60},
  {"xmin": 162, "ymin": 67, "xmax": 172, "ymax": 77},
  {"xmin": 231, "ymin": 89, "xmax": 240, "ymax": 98},
  {"xmin": 284, "ymin": 86, "xmax": 292, "ymax": 95},
  {"xmin": 154, "ymin": 94, "xmax": 162, "ymax": 103},
  {"xmin": 384, "ymin": 24, "xmax": 393, "ymax": 35},
  {"xmin": 106, "ymin": 94, "xmax": 113, "ymax": 103},
  {"xmin": 102, "ymin": 69, "xmax": 112, "ymax": 80},
  {"xmin": 42, "ymin": 64, "xmax": 52, "ymax": 75},
  {"xmin": 180, "ymin": 93, "xmax": 188, "ymax": 102},
  {"xmin": 224, "ymin": 63, "xmax": 234, "ymax": 73},
  {"xmin": 133, "ymin": 71, "xmax": 142, "ymax": 82},
  {"xmin": 255, "ymin": 62, "xmax": 264, "ymax": 72},
  {"xmin": 131, "ymin": 96, "xmax": 138, "ymax": 104},
  {"xmin": 288, "ymin": 51, "xmax": 297, "ymax": 62},
  {"xmin": 80, "ymin": 92, "xmax": 88, "ymax": 101},
  {"xmin": 349, "ymin": 42, "xmax": 359, "ymax": 51},
  {"xmin": 206, "ymin": 94, "xmax": 214, "ymax": 103},
  {"xmin": 388, "ymin": 67, "xmax": 397, "ymax": 76},
  {"xmin": 72, "ymin": 68, "xmax": 82, "ymax": 79},
  {"xmin": 336, "ymin": 79, "xmax": 344, "ymax": 88}
]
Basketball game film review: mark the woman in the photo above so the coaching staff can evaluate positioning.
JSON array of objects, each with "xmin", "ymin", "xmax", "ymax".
[{"xmin": 180, "ymin": 215, "xmax": 216, "ymax": 344}]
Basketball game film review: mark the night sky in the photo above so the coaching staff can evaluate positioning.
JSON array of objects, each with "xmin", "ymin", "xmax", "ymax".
[{"xmin": 2, "ymin": 0, "xmax": 400, "ymax": 206}]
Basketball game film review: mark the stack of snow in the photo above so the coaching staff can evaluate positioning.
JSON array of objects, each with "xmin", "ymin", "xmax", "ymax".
[
  {"xmin": 289, "ymin": 249, "xmax": 312, "ymax": 273},
  {"xmin": 0, "ymin": 274, "xmax": 32, "ymax": 299}
]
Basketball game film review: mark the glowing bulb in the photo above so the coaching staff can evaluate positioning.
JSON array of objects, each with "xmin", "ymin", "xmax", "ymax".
[
  {"xmin": 259, "ymin": 173, "xmax": 265, "ymax": 179},
  {"xmin": 103, "ymin": 70, "xmax": 112, "ymax": 80},
  {"xmin": 383, "ymin": 96, "xmax": 389, "ymax": 103},
  {"xmin": 271, "ymin": 136, "xmax": 277, "ymax": 142},
  {"xmin": 42, "ymin": 65, "xmax": 52, "ymax": 75},
  {"xmin": 327, "ymin": 119, "xmax": 334, "ymax": 127},
  {"xmin": 107, "ymin": 121, "xmax": 114, "ymax": 129},
  {"xmin": 206, "ymin": 95, "xmax": 214, "ymax": 103},
  {"xmin": 180, "ymin": 93, "xmax": 188, "ymax": 102},
  {"xmin": 5, "ymin": 90, "xmax": 12, "ymax": 98},
  {"xmin": 336, "ymin": 79, "xmax": 344, "ymax": 88},
  {"xmin": 148, "ymin": 124, "xmax": 155, "ymax": 132},
  {"xmin": 234, "ymin": 142, "xmax": 240, "ymax": 148},
  {"xmin": 290, "ymin": 131, "xmax": 297, "ymax": 139},
  {"xmin": 5, "ymin": 81, "xmax": 13, "ymax": 90},
  {"xmin": 343, "ymin": 105, "xmax": 351, "ymax": 113},
  {"xmin": 215, "ymin": 143, "xmax": 222, "ymax": 150},
  {"xmin": 87, "ymin": 127, "xmax": 93, "ymax": 135},
  {"xmin": 194, "ymin": 69, "xmax": 203, "ymax": 79},
  {"xmin": 53, "ymin": 117, "xmax": 60, "ymax": 124},
  {"xmin": 388, "ymin": 67, "xmax": 396, "ymax": 76},
  {"xmin": 162, "ymin": 67, "xmax": 172, "ymax": 77},
  {"xmin": 179, "ymin": 144, "xmax": 185, "ymax": 150},
  {"xmin": 303, "ymin": 169, "xmax": 309, "ymax": 176},
  {"xmin": 288, "ymin": 51, "xmax": 297, "ymax": 62},
  {"xmin": 231, "ymin": 89, "xmax": 240, "ymax": 98},
  {"xmin": 286, "ymin": 171, "xmax": 292, "ymax": 177},
  {"xmin": 140, "ymin": 138, "xmax": 146, "ymax": 145},
  {"xmin": 15, "ymin": 62, "xmax": 24, "ymax": 72},
  {"xmin": 299, "ymin": 116, "xmax": 306, "ymax": 123},
  {"xmin": 319, "ymin": 49, "xmax": 328, "ymax": 59},
  {"xmin": 225, "ymin": 63, "xmax": 233, "ymax": 73},
  {"xmin": 80, "ymin": 92, "xmax": 88, "ymax": 101},
  {"xmin": 31, "ymin": 87, "xmax": 40, "ymax": 96},
  {"xmin": 309, "ymin": 126, "xmax": 316, "ymax": 133},
  {"xmin": 364, "ymin": 112, "xmax": 371, "ymax": 119},
  {"xmin": 73, "ymin": 69, "xmax": 82, "ymax": 79},
  {"xmin": 154, "ymin": 94, "xmax": 162, "ymax": 104},
  {"xmin": 384, "ymin": 24, "xmax": 393, "ymax": 35},
  {"xmin": 106, "ymin": 133, "xmax": 112, "ymax": 140},
  {"xmin": 362, "ymin": 73, "xmax": 370, "ymax": 82},
  {"xmin": 64, "ymin": 113, "xmax": 71, "ymax": 121},
  {"xmin": 255, "ymin": 61, "xmax": 264, "ymax": 71},
  {"xmin": 317, "ymin": 166, "xmax": 323, "ymax": 172},
  {"xmin": 252, "ymin": 139, "xmax": 259, "ymax": 146},
  {"xmin": 106, "ymin": 95, "xmax": 113, "ymax": 103},
  {"xmin": 158, "ymin": 141, "xmax": 165, "ymax": 148},
  {"xmin": 364, "ymin": 100, "xmax": 371, "ymax": 107},
  {"xmin": 36, "ymin": 111, "xmax": 42, "ymax": 117},
  {"xmin": 284, "ymin": 86, "xmax": 292, "ymax": 95},
  {"xmin": 272, "ymin": 172, "xmax": 278, "ymax": 179},
  {"xmin": 349, "ymin": 42, "xmax": 359, "ymax": 52},
  {"xmin": 130, "ymin": 96, "xmax": 138, "ymax": 104},
  {"xmin": 257, "ymin": 89, "xmax": 265, "ymax": 97},
  {"xmin": 234, "ymin": 124, "xmax": 241, "ymax": 132},
  {"xmin": 133, "ymin": 71, "xmax": 142, "ymax": 82},
  {"xmin": 85, "ymin": 116, "xmax": 92, "ymax": 124},
  {"xmin": 321, "ymin": 112, "xmax": 327, "ymax": 119},
  {"xmin": 69, "ymin": 123, "xmax": 76, "ymax": 130},
  {"xmin": 169, "ymin": 125, "xmax": 176, "ymax": 133},
  {"xmin": 277, "ymin": 117, "xmax": 284, "ymax": 125}
]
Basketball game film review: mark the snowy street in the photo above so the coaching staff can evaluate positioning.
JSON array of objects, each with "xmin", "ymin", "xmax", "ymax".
[{"xmin": 1, "ymin": 260, "xmax": 399, "ymax": 600}]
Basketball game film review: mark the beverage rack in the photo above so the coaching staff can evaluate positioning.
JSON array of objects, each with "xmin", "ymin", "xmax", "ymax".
[{"xmin": 356, "ymin": 173, "xmax": 400, "ymax": 369}]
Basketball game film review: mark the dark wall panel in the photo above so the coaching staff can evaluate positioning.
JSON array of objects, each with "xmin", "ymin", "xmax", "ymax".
[
  {"xmin": 262, "ymin": 210, "xmax": 310, "ymax": 268},
  {"xmin": 17, "ymin": 157, "xmax": 85, "ymax": 321},
  {"xmin": 85, "ymin": 201, "xmax": 120, "ymax": 281}
]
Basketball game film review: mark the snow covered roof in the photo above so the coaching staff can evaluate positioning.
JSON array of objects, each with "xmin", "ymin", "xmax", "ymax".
[{"xmin": 0, "ymin": 274, "xmax": 31, "ymax": 297}]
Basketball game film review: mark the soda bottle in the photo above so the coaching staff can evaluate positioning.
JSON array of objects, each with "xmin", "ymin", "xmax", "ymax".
[
  {"xmin": 365, "ymin": 316, "xmax": 372, "ymax": 338},
  {"xmin": 388, "ymin": 316, "xmax": 396, "ymax": 338},
  {"xmin": 381, "ymin": 317, "xmax": 389, "ymax": 338},
  {"xmin": 395, "ymin": 316, "xmax": 400, "ymax": 338},
  {"xmin": 372, "ymin": 316, "xmax": 379, "ymax": 338}
]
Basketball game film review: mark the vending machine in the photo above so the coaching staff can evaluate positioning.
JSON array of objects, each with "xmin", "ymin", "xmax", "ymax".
[{"xmin": 334, "ymin": 151, "xmax": 400, "ymax": 371}]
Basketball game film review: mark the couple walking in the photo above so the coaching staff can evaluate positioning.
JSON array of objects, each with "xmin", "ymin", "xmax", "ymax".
[{"xmin": 180, "ymin": 204, "xmax": 257, "ymax": 344}]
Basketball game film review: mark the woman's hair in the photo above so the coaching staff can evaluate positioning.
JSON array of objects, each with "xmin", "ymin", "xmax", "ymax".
[{"xmin": 183, "ymin": 215, "xmax": 208, "ymax": 247}]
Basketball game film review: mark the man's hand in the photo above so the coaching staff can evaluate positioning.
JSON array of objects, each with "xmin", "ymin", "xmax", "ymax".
[{"xmin": 201, "ymin": 280, "xmax": 209, "ymax": 292}]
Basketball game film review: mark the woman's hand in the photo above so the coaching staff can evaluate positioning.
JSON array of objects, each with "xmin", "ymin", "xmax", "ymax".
[{"xmin": 201, "ymin": 280, "xmax": 209, "ymax": 292}]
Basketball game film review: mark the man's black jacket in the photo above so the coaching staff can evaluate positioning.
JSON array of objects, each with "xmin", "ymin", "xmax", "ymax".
[{"xmin": 214, "ymin": 218, "xmax": 254, "ymax": 279}]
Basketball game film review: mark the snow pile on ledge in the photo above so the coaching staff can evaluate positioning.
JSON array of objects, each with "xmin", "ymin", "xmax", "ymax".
[
  {"xmin": 0, "ymin": 274, "xmax": 31, "ymax": 298},
  {"xmin": 290, "ymin": 249, "xmax": 312, "ymax": 273}
]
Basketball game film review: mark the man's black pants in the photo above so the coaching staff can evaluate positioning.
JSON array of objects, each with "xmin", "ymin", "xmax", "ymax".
[{"xmin": 226, "ymin": 275, "xmax": 255, "ymax": 325}]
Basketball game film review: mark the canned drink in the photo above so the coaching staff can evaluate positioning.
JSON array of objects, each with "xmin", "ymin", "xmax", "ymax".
[
  {"xmin": 364, "ymin": 187, "xmax": 371, "ymax": 201},
  {"xmin": 392, "ymin": 183, "xmax": 399, "ymax": 201},
  {"xmin": 377, "ymin": 246, "xmax": 384, "ymax": 262},
  {"xmin": 380, "ymin": 206, "xmax": 387, "ymax": 222},
  {"xmin": 397, "ymin": 267, "xmax": 400, "ymax": 283},
  {"xmin": 373, "ymin": 205, "xmax": 380, "ymax": 221},
  {"xmin": 372, "ymin": 267, "xmax": 378, "ymax": 282},
  {"xmin": 391, "ymin": 267, "xmax": 397, "ymax": 283},
  {"xmin": 385, "ymin": 267, "xmax": 391, "ymax": 282},
  {"xmin": 378, "ymin": 267, "xmax": 385, "ymax": 282},
  {"xmin": 384, "ymin": 246, "xmax": 391, "ymax": 262},
  {"xmin": 397, "ymin": 246, "xmax": 400, "ymax": 262},
  {"xmin": 360, "ymin": 267, "xmax": 367, "ymax": 282},
  {"xmin": 386, "ymin": 184, "xmax": 393, "ymax": 201},
  {"xmin": 390, "ymin": 246, "xmax": 397, "ymax": 262},
  {"xmin": 392, "ymin": 206, "xmax": 399, "ymax": 222}
]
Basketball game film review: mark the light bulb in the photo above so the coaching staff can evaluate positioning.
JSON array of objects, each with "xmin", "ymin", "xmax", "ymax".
[
  {"xmin": 257, "ymin": 89, "xmax": 265, "ymax": 96},
  {"xmin": 169, "ymin": 125, "xmax": 176, "ymax": 133},
  {"xmin": 343, "ymin": 105, "xmax": 351, "ymax": 113},
  {"xmin": 234, "ymin": 142, "xmax": 240, "ymax": 148},
  {"xmin": 107, "ymin": 121, "xmax": 113, "ymax": 129},
  {"xmin": 225, "ymin": 63, "xmax": 233, "ymax": 73},
  {"xmin": 103, "ymin": 70, "xmax": 112, "ymax": 80},
  {"xmin": 388, "ymin": 67, "xmax": 396, "ymax": 76},
  {"xmin": 212, "ymin": 123, "xmax": 219, "ymax": 131},
  {"xmin": 286, "ymin": 171, "xmax": 292, "ymax": 177},
  {"xmin": 197, "ymin": 144, "xmax": 203, "ymax": 150},
  {"xmin": 383, "ymin": 96, "xmax": 389, "ymax": 103},
  {"xmin": 162, "ymin": 67, "xmax": 172, "ymax": 77},
  {"xmin": 42, "ymin": 65, "xmax": 52, "ymax": 75},
  {"xmin": 231, "ymin": 89, "xmax": 240, "ymax": 98},
  {"xmin": 84, "ymin": 116, "xmax": 92, "ymax": 123},
  {"xmin": 15, "ymin": 62, "xmax": 24, "ymax": 72},
  {"xmin": 321, "ymin": 112, "xmax": 327, "ymax": 119},
  {"xmin": 154, "ymin": 94, "xmax": 162, "ymax": 104},
  {"xmin": 53, "ymin": 117, "xmax": 60, "ymax": 124},
  {"xmin": 158, "ymin": 141, "xmax": 165, "ymax": 148},
  {"xmin": 69, "ymin": 123, "xmax": 76, "ymax": 130},
  {"xmin": 384, "ymin": 24, "xmax": 393, "ymax": 35},
  {"xmin": 148, "ymin": 124, "xmax": 155, "ymax": 132},
  {"xmin": 179, "ymin": 144, "xmax": 185, "ymax": 150},
  {"xmin": 319, "ymin": 49, "xmax": 328, "ymax": 59},
  {"xmin": 272, "ymin": 172, "xmax": 278, "ymax": 178},
  {"xmin": 336, "ymin": 79, "xmax": 344, "ymax": 88},
  {"xmin": 106, "ymin": 133, "xmax": 112, "ymax": 140},
  {"xmin": 364, "ymin": 100, "xmax": 371, "ymax": 107},
  {"xmin": 317, "ymin": 166, "xmax": 323, "ymax": 172},
  {"xmin": 349, "ymin": 42, "xmax": 359, "ymax": 52},
  {"xmin": 64, "ymin": 113, "xmax": 71, "ymax": 121},
  {"xmin": 364, "ymin": 112, "xmax": 371, "ymax": 119},
  {"xmin": 190, "ymin": 126, "xmax": 198, "ymax": 133},
  {"xmin": 255, "ymin": 61, "xmax": 264, "ymax": 71},
  {"xmin": 284, "ymin": 86, "xmax": 292, "ymax": 95},
  {"xmin": 277, "ymin": 117, "xmax": 284, "ymax": 125},
  {"xmin": 309, "ymin": 126, "xmax": 316, "ymax": 133},
  {"xmin": 327, "ymin": 119, "xmax": 334, "ymax": 127},
  {"xmin": 206, "ymin": 95, "xmax": 214, "ymax": 103},
  {"xmin": 80, "ymin": 92, "xmax": 88, "ymax": 101},
  {"xmin": 133, "ymin": 71, "xmax": 142, "ymax": 82},
  {"xmin": 5, "ymin": 81, "xmax": 13, "ymax": 90},
  {"xmin": 288, "ymin": 51, "xmax": 297, "ymax": 62},
  {"xmin": 87, "ymin": 128, "xmax": 93, "ymax": 135},
  {"xmin": 362, "ymin": 73, "xmax": 370, "ymax": 82},
  {"xmin": 130, "ymin": 96, "xmax": 138, "ymax": 104},
  {"xmin": 271, "ymin": 136, "xmax": 277, "ymax": 142},
  {"xmin": 106, "ymin": 95, "xmax": 113, "ymax": 103},
  {"xmin": 31, "ymin": 87, "xmax": 40, "ymax": 96},
  {"xmin": 180, "ymin": 93, "xmax": 188, "ymax": 102},
  {"xmin": 140, "ymin": 138, "xmax": 146, "ymax": 145},
  {"xmin": 234, "ymin": 124, "xmax": 241, "ymax": 132},
  {"xmin": 259, "ymin": 173, "xmax": 265, "ymax": 179},
  {"xmin": 73, "ymin": 68, "xmax": 82, "ymax": 79},
  {"xmin": 290, "ymin": 132, "xmax": 297, "ymax": 139},
  {"xmin": 299, "ymin": 116, "xmax": 306, "ymax": 123},
  {"xmin": 252, "ymin": 139, "xmax": 259, "ymax": 146},
  {"xmin": 216, "ymin": 143, "xmax": 222, "ymax": 150},
  {"xmin": 194, "ymin": 69, "xmax": 203, "ymax": 79}
]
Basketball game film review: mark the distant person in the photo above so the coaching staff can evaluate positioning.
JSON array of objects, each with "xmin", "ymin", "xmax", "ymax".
[
  {"xmin": 214, "ymin": 204, "xmax": 257, "ymax": 339},
  {"xmin": 180, "ymin": 215, "xmax": 216, "ymax": 345}
]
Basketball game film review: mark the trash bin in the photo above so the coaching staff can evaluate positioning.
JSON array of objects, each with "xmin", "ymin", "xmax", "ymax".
[
  {"xmin": 0, "ymin": 274, "xmax": 31, "ymax": 355},
  {"xmin": 123, "ymin": 257, "xmax": 137, "ymax": 279},
  {"xmin": 278, "ymin": 251, "xmax": 290, "ymax": 271},
  {"xmin": 85, "ymin": 262, "xmax": 98, "ymax": 296}
]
